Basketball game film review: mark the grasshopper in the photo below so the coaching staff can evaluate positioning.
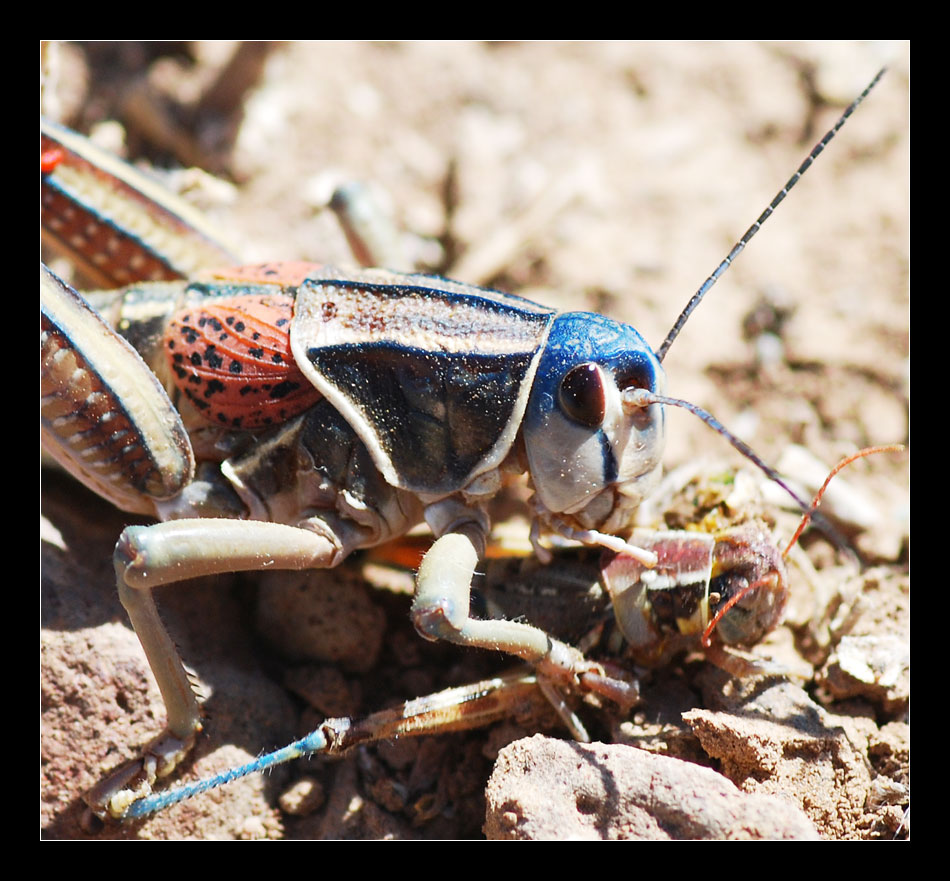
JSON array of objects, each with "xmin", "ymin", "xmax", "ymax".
[{"xmin": 41, "ymin": 43, "xmax": 908, "ymax": 839}]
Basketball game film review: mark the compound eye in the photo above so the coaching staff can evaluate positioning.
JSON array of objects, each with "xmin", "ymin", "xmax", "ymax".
[
  {"xmin": 616, "ymin": 364, "xmax": 653, "ymax": 393},
  {"xmin": 558, "ymin": 363, "xmax": 606, "ymax": 428}
]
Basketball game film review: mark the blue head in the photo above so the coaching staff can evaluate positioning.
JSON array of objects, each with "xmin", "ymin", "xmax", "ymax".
[{"xmin": 523, "ymin": 312, "xmax": 666, "ymax": 536}]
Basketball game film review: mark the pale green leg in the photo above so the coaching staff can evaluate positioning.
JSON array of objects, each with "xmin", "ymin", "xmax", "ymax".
[{"xmin": 87, "ymin": 518, "xmax": 343, "ymax": 820}]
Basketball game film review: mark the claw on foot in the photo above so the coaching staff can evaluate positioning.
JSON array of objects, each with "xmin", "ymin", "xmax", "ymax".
[
  {"xmin": 535, "ymin": 643, "xmax": 641, "ymax": 734},
  {"xmin": 85, "ymin": 730, "xmax": 197, "ymax": 820}
]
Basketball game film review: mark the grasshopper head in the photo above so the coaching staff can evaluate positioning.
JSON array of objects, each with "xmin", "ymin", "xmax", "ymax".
[{"xmin": 523, "ymin": 312, "xmax": 666, "ymax": 538}]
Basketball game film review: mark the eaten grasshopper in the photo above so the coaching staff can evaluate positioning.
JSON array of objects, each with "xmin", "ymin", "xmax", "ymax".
[{"xmin": 41, "ymin": 43, "xmax": 912, "ymax": 840}]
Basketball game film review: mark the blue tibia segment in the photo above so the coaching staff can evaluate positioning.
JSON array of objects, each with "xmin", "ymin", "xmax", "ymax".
[{"xmin": 123, "ymin": 727, "xmax": 332, "ymax": 818}]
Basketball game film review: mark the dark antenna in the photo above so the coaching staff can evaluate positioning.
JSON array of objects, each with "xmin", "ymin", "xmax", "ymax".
[
  {"xmin": 656, "ymin": 67, "xmax": 886, "ymax": 363},
  {"xmin": 643, "ymin": 69, "xmax": 889, "ymax": 549}
]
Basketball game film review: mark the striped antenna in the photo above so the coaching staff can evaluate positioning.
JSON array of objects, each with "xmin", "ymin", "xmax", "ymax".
[{"xmin": 656, "ymin": 68, "xmax": 886, "ymax": 363}]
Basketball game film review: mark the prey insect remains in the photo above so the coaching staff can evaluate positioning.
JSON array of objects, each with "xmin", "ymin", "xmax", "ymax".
[{"xmin": 40, "ymin": 64, "xmax": 894, "ymax": 828}]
